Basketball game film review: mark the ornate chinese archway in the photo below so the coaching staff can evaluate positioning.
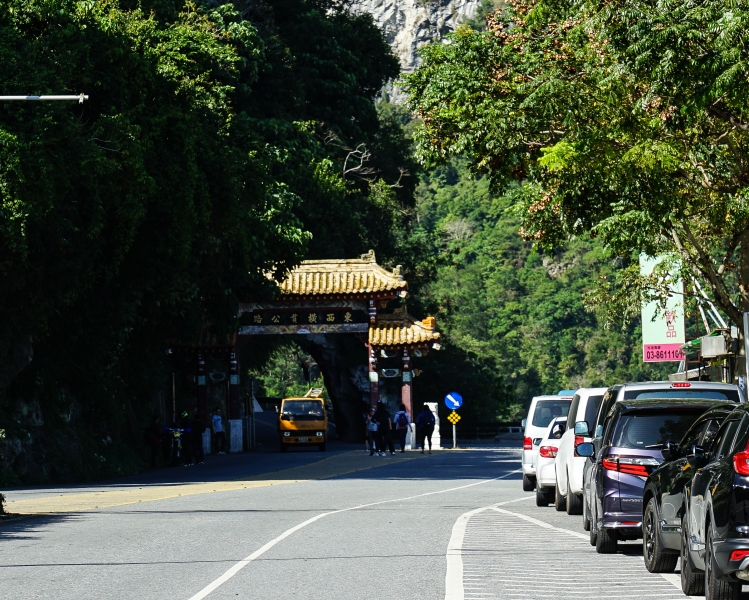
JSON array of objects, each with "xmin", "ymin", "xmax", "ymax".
[{"xmin": 238, "ymin": 251, "xmax": 440, "ymax": 437}]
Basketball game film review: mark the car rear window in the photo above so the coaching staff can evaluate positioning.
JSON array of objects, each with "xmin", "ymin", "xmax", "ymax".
[
  {"xmin": 611, "ymin": 409, "xmax": 703, "ymax": 449},
  {"xmin": 532, "ymin": 400, "xmax": 571, "ymax": 427},
  {"xmin": 583, "ymin": 395, "xmax": 604, "ymax": 429},
  {"xmin": 623, "ymin": 389, "xmax": 739, "ymax": 402}
]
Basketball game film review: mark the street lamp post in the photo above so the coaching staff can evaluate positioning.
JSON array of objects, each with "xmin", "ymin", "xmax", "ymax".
[{"xmin": 0, "ymin": 94, "xmax": 88, "ymax": 103}]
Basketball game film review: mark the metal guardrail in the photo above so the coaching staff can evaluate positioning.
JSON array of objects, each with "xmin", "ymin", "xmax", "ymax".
[{"xmin": 454, "ymin": 422, "xmax": 523, "ymax": 439}]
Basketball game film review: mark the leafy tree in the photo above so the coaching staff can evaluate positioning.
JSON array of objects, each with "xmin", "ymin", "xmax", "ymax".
[{"xmin": 405, "ymin": 0, "xmax": 749, "ymax": 330}]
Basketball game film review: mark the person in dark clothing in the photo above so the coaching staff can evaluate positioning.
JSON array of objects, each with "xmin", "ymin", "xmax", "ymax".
[
  {"xmin": 375, "ymin": 402, "xmax": 395, "ymax": 456},
  {"xmin": 366, "ymin": 408, "xmax": 378, "ymax": 456},
  {"xmin": 146, "ymin": 416, "xmax": 162, "ymax": 468},
  {"xmin": 416, "ymin": 405, "xmax": 436, "ymax": 454},
  {"xmin": 393, "ymin": 403, "xmax": 412, "ymax": 453},
  {"xmin": 191, "ymin": 412, "xmax": 205, "ymax": 465}
]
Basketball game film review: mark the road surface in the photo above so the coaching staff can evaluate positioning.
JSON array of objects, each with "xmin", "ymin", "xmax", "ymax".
[{"xmin": 0, "ymin": 445, "xmax": 721, "ymax": 599}]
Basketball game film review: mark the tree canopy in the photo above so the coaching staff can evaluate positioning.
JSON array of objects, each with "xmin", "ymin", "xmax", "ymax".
[{"xmin": 405, "ymin": 0, "xmax": 749, "ymax": 329}]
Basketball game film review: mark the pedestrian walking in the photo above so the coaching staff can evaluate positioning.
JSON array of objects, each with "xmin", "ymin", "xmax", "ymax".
[
  {"xmin": 366, "ymin": 408, "xmax": 378, "ymax": 456},
  {"xmin": 145, "ymin": 416, "xmax": 162, "ymax": 468},
  {"xmin": 393, "ymin": 403, "xmax": 412, "ymax": 453},
  {"xmin": 416, "ymin": 405, "xmax": 436, "ymax": 454},
  {"xmin": 213, "ymin": 408, "xmax": 226, "ymax": 454},
  {"xmin": 191, "ymin": 412, "xmax": 205, "ymax": 464},
  {"xmin": 375, "ymin": 401, "xmax": 395, "ymax": 456}
]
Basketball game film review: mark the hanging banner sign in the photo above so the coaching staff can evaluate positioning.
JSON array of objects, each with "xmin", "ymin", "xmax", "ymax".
[{"xmin": 640, "ymin": 255, "xmax": 686, "ymax": 362}]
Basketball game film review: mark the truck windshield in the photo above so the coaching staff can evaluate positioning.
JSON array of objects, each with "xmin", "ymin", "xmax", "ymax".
[
  {"xmin": 282, "ymin": 400, "xmax": 324, "ymax": 420},
  {"xmin": 611, "ymin": 409, "xmax": 703, "ymax": 449},
  {"xmin": 532, "ymin": 400, "xmax": 571, "ymax": 427}
]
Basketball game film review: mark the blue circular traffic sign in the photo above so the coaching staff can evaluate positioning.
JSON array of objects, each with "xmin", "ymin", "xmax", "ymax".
[{"xmin": 445, "ymin": 392, "xmax": 463, "ymax": 410}]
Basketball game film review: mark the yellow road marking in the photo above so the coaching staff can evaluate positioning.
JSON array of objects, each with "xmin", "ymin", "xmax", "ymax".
[{"xmin": 7, "ymin": 451, "xmax": 430, "ymax": 514}]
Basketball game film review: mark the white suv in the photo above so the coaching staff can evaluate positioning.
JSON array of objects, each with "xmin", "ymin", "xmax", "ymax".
[
  {"xmin": 521, "ymin": 393, "xmax": 573, "ymax": 491},
  {"xmin": 553, "ymin": 387, "xmax": 607, "ymax": 514}
]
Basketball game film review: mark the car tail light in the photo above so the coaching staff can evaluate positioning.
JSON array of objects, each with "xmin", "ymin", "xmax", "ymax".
[
  {"xmin": 574, "ymin": 435, "xmax": 584, "ymax": 446},
  {"xmin": 734, "ymin": 439, "xmax": 749, "ymax": 476},
  {"xmin": 602, "ymin": 455, "xmax": 654, "ymax": 477},
  {"xmin": 539, "ymin": 446, "xmax": 558, "ymax": 458},
  {"xmin": 730, "ymin": 550, "xmax": 749, "ymax": 561},
  {"xmin": 621, "ymin": 521, "xmax": 639, "ymax": 525},
  {"xmin": 671, "ymin": 382, "xmax": 691, "ymax": 388},
  {"xmin": 523, "ymin": 437, "xmax": 532, "ymax": 450}
]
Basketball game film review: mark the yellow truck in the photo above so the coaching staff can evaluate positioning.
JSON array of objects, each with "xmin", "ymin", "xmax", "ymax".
[{"xmin": 278, "ymin": 388, "xmax": 327, "ymax": 452}]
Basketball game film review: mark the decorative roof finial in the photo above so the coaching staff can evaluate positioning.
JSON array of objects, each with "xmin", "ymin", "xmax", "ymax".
[{"xmin": 360, "ymin": 249, "xmax": 376, "ymax": 262}]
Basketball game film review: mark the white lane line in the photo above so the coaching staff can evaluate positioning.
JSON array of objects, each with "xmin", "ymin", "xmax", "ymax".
[
  {"xmin": 444, "ymin": 491, "xmax": 533, "ymax": 600},
  {"xmin": 491, "ymin": 507, "xmax": 588, "ymax": 540},
  {"xmin": 659, "ymin": 572, "xmax": 703, "ymax": 599},
  {"xmin": 188, "ymin": 468, "xmax": 522, "ymax": 600}
]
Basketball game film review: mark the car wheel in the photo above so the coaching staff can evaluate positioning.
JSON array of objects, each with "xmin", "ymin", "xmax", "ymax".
[
  {"xmin": 535, "ymin": 481, "xmax": 550, "ymax": 507},
  {"xmin": 566, "ymin": 471, "xmax": 583, "ymax": 515},
  {"xmin": 523, "ymin": 474, "xmax": 535, "ymax": 492},
  {"xmin": 318, "ymin": 443, "xmax": 326, "ymax": 452},
  {"xmin": 589, "ymin": 498, "xmax": 598, "ymax": 546},
  {"xmin": 681, "ymin": 516, "xmax": 704, "ymax": 596},
  {"xmin": 280, "ymin": 443, "xmax": 288, "ymax": 453},
  {"xmin": 554, "ymin": 480, "xmax": 566, "ymax": 512},
  {"xmin": 706, "ymin": 521, "xmax": 741, "ymax": 600},
  {"xmin": 596, "ymin": 526, "xmax": 618, "ymax": 554},
  {"xmin": 582, "ymin": 492, "xmax": 591, "ymax": 531},
  {"xmin": 643, "ymin": 498, "xmax": 677, "ymax": 572}
]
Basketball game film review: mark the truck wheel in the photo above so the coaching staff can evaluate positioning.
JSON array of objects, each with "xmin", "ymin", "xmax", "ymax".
[
  {"xmin": 523, "ymin": 474, "xmax": 535, "ymax": 492},
  {"xmin": 280, "ymin": 442, "xmax": 288, "ymax": 453},
  {"xmin": 643, "ymin": 498, "xmax": 677, "ymax": 572},
  {"xmin": 681, "ymin": 517, "xmax": 704, "ymax": 596},
  {"xmin": 319, "ymin": 443, "xmax": 326, "ymax": 452}
]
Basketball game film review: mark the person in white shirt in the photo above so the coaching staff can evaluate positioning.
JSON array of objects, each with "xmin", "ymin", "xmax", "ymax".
[
  {"xmin": 212, "ymin": 409, "xmax": 226, "ymax": 454},
  {"xmin": 393, "ymin": 403, "xmax": 412, "ymax": 453}
]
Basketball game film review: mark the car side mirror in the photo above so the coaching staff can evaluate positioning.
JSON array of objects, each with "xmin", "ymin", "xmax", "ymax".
[
  {"xmin": 281, "ymin": 414, "xmax": 290, "ymax": 421},
  {"xmin": 661, "ymin": 440, "xmax": 678, "ymax": 461},
  {"xmin": 521, "ymin": 418, "xmax": 527, "ymax": 428},
  {"xmin": 575, "ymin": 442, "xmax": 594, "ymax": 457},
  {"xmin": 574, "ymin": 421, "xmax": 590, "ymax": 436},
  {"xmin": 551, "ymin": 423, "xmax": 565, "ymax": 439},
  {"xmin": 686, "ymin": 444, "xmax": 708, "ymax": 469}
]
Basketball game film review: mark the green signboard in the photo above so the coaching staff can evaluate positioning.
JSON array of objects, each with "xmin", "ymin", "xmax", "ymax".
[{"xmin": 640, "ymin": 255, "xmax": 685, "ymax": 362}]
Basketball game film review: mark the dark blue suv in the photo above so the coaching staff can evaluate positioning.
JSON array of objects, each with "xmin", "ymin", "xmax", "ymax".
[{"xmin": 577, "ymin": 398, "xmax": 722, "ymax": 554}]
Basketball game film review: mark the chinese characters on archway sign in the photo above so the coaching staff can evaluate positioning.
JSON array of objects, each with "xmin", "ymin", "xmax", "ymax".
[
  {"xmin": 248, "ymin": 310, "xmax": 368, "ymax": 326},
  {"xmin": 640, "ymin": 255, "xmax": 686, "ymax": 363}
]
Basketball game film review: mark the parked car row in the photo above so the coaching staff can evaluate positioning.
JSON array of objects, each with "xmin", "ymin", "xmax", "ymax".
[{"xmin": 521, "ymin": 380, "xmax": 746, "ymax": 600}]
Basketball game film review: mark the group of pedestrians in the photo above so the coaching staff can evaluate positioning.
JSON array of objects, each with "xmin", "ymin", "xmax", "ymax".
[
  {"xmin": 145, "ymin": 407, "xmax": 227, "ymax": 468},
  {"xmin": 365, "ymin": 402, "xmax": 435, "ymax": 455}
]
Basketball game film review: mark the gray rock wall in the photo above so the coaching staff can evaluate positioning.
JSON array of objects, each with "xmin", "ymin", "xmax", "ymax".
[{"xmin": 350, "ymin": 0, "xmax": 481, "ymax": 73}]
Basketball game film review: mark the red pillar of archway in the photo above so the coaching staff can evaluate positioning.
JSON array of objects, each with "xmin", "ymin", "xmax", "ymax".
[{"xmin": 401, "ymin": 348, "xmax": 412, "ymax": 416}]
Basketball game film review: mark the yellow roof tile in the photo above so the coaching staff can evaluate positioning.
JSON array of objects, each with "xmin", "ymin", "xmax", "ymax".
[
  {"xmin": 369, "ymin": 308, "xmax": 441, "ymax": 348},
  {"xmin": 276, "ymin": 250, "xmax": 407, "ymax": 297}
]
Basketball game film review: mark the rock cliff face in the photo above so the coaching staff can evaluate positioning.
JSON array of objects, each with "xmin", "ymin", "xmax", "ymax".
[{"xmin": 350, "ymin": 0, "xmax": 480, "ymax": 73}]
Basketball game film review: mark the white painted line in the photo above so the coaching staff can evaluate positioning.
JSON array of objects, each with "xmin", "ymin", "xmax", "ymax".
[
  {"xmin": 188, "ymin": 468, "xmax": 522, "ymax": 600},
  {"xmin": 658, "ymin": 572, "xmax": 702, "ymax": 600},
  {"xmin": 491, "ymin": 507, "xmax": 589, "ymax": 540}
]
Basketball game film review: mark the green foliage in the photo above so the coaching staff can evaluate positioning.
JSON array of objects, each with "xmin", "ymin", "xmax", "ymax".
[
  {"xmin": 407, "ymin": 159, "xmax": 671, "ymax": 418},
  {"xmin": 0, "ymin": 0, "xmax": 404, "ymax": 483},
  {"xmin": 405, "ymin": 0, "xmax": 749, "ymax": 328},
  {"xmin": 249, "ymin": 343, "xmax": 327, "ymax": 400}
]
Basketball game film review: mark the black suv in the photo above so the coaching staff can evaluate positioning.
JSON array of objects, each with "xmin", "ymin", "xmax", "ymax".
[
  {"xmin": 640, "ymin": 403, "xmax": 736, "ymax": 593},
  {"xmin": 678, "ymin": 403, "xmax": 749, "ymax": 600}
]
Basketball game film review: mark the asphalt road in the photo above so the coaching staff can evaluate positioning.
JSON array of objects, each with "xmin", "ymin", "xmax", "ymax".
[{"xmin": 0, "ymin": 445, "xmax": 733, "ymax": 599}]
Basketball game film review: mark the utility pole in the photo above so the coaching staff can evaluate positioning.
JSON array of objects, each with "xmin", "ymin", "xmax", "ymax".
[{"xmin": 0, "ymin": 94, "xmax": 88, "ymax": 103}]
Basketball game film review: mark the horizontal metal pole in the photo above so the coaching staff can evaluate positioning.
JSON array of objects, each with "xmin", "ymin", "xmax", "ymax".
[{"xmin": 0, "ymin": 94, "xmax": 89, "ymax": 103}]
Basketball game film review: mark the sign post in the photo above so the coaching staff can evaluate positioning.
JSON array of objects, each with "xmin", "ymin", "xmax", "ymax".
[
  {"xmin": 445, "ymin": 392, "xmax": 463, "ymax": 449},
  {"xmin": 640, "ymin": 255, "xmax": 686, "ymax": 362}
]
